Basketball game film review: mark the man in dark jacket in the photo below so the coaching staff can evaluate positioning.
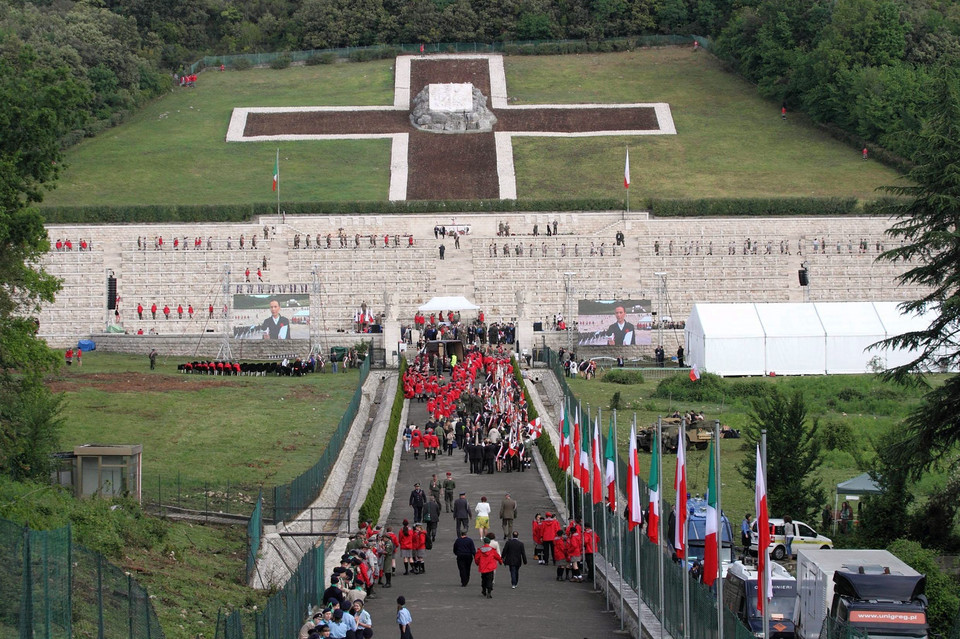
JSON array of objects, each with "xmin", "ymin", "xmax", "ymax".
[
  {"xmin": 453, "ymin": 492, "xmax": 470, "ymax": 536},
  {"xmin": 409, "ymin": 483, "xmax": 426, "ymax": 522},
  {"xmin": 501, "ymin": 531, "xmax": 528, "ymax": 589},
  {"xmin": 452, "ymin": 530, "xmax": 477, "ymax": 587},
  {"xmin": 424, "ymin": 495, "xmax": 441, "ymax": 542}
]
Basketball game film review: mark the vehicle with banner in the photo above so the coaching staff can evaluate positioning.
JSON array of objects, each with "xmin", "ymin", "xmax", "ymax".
[{"xmin": 723, "ymin": 560, "xmax": 797, "ymax": 639}]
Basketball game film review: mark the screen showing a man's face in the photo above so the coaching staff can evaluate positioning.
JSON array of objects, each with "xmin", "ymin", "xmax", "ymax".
[
  {"xmin": 615, "ymin": 307, "xmax": 626, "ymax": 324},
  {"xmin": 269, "ymin": 301, "xmax": 281, "ymax": 318}
]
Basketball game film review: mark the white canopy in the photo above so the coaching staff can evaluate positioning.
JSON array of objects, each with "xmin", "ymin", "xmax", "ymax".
[
  {"xmin": 417, "ymin": 296, "xmax": 480, "ymax": 312},
  {"xmin": 685, "ymin": 301, "xmax": 939, "ymax": 376}
]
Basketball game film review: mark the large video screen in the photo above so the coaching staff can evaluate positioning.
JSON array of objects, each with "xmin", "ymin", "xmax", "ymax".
[
  {"xmin": 577, "ymin": 299, "xmax": 653, "ymax": 347},
  {"xmin": 232, "ymin": 294, "xmax": 311, "ymax": 340}
]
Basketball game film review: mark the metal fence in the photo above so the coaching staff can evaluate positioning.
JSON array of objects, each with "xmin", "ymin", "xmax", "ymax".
[
  {"xmin": 188, "ymin": 35, "xmax": 710, "ymax": 73},
  {"xmin": 541, "ymin": 347, "xmax": 752, "ymax": 639},
  {"xmin": 0, "ymin": 517, "xmax": 165, "ymax": 639},
  {"xmin": 217, "ymin": 544, "xmax": 326, "ymax": 639},
  {"xmin": 144, "ymin": 472, "xmax": 263, "ymax": 518},
  {"xmin": 246, "ymin": 492, "xmax": 263, "ymax": 584},
  {"xmin": 272, "ymin": 355, "xmax": 371, "ymax": 522}
]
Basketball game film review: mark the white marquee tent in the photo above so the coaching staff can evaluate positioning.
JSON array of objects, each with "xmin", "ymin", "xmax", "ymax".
[
  {"xmin": 417, "ymin": 296, "xmax": 480, "ymax": 312},
  {"xmin": 684, "ymin": 301, "xmax": 936, "ymax": 376}
]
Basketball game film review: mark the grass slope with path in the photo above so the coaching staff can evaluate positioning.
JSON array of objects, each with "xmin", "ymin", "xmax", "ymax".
[{"xmin": 41, "ymin": 48, "xmax": 900, "ymax": 207}]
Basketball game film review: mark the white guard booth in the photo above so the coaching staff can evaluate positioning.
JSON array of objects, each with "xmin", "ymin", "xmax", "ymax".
[{"xmin": 685, "ymin": 301, "xmax": 939, "ymax": 377}]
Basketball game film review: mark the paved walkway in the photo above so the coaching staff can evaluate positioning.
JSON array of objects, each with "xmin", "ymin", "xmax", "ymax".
[{"xmin": 362, "ymin": 396, "xmax": 627, "ymax": 639}]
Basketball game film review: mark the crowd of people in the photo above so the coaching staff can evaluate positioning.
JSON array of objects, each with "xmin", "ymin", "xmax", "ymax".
[
  {"xmin": 653, "ymin": 236, "xmax": 889, "ymax": 257},
  {"xmin": 133, "ymin": 228, "xmax": 274, "ymax": 252},
  {"xmin": 53, "ymin": 238, "xmax": 91, "ymax": 251},
  {"xmin": 292, "ymin": 229, "xmax": 415, "ymax": 249},
  {"xmin": 486, "ymin": 239, "xmax": 617, "ymax": 258}
]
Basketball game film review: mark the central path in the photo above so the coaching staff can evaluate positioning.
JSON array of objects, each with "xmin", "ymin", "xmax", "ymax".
[{"xmin": 362, "ymin": 394, "xmax": 625, "ymax": 638}]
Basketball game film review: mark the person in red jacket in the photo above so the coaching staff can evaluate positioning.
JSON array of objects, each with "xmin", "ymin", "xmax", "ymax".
[
  {"xmin": 412, "ymin": 523, "xmax": 427, "ymax": 574},
  {"xmin": 137, "ymin": 303, "xmax": 143, "ymax": 320},
  {"xmin": 553, "ymin": 531, "xmax": 569, "ymax": 581},
  {"xmin": 398, "ymin": 520, "xmax": 415, "ymax": 575},
  {"xmin": 177, "ymin": 304, "xmax": 183, "ymax": 319},
  {"xmin": 410, "ymin": 428, "xmax": 422, "ymax": 460},
  {"xmin": 540, "ymin": 511, "xmax": 561, "ymax": 565},
  {"xmin": 151, "ymin": 303, "xmax": 158, "ymax": 319},
  {"xmin": 583, "ymin": 522, "xmax": 599, "ymax": 582},
  {"xmin": 532, "ymin": 514, "xmax": 545, "ymax": 564},
  {"xmin": 188, "ymin": 305, "xmax": 194, "ymax": 319},
  {"xmin": 474, "ymin": 537, "xmax": 502, "ymax": 598},
  {"xmin": 163, "ymin": 305, "xmax": 170, "ymax": 319},
  {"xmin": 567, "ymin": 527, "xmax": 583, "ymax": 582}
]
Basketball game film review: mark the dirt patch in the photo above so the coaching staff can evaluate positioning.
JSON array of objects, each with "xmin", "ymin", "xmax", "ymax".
[{"xmin": 47, "ymin": 373, "xmax": 233, "ymax": 394}]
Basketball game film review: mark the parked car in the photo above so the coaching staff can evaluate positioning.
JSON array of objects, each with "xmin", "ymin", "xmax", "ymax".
[{"xmin": 751, "ymin": 518, "xmax": 832, "ymax": 560}]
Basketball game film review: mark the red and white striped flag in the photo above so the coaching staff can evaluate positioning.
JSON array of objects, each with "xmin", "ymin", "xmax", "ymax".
[
  {"xmin": 674, "ymin": 438, "xmax": 687, "ymax": 559},
  {"xmin": 627, "ymin": 424, "xmax": 643, "ymax": 531},
  {"xmin": 756, "ymin": 446, "xmax": 772, "ymax": 611},
  {"xmin": 591, "ymin": 417, "xmax": 603, "ymax": 504},
  {"xmin": 624, "ymin": 148, "xmax": 630, "ymax": 189}
]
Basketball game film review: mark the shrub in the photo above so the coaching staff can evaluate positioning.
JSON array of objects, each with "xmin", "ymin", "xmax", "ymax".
[
  {"xmin": 817, "ymin": 419, "xmax": 857, "ymax": 453},
  {"xmin": 653, "ymin": 371, "xmax": 726, "ymax": 403},
  {"xmin": 650, "ymin": 197, "xmax": 859, "ymax": 217},
  {"xmin": 610, "ymin": 391, "xmax": 622, "ymax": 410},
  {"xmin": 357, "ymin": 358, "xmax": 406, "ymax": 524},
  {"xmin": 306, "ymin": 53, "xmax": 336, "ymax": 65},
  {"xmin": 270, "ymin": 55, "xmax": 292, "ymax": 69},
  {"xmin": 602, "ymin": 369, "xmax": 645, "ymax": 385},
  {"xmin": 232, "ymin": 58, "xmax": 252, "ymax": 71},
  {"xmin": 887, "ymin": 539, "xmax": 960, "ymax": 637}
]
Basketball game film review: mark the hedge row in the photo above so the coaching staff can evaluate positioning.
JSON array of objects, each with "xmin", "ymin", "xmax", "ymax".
[
  {"xmin": 511, "ymin": 357, "xmax": 567, "ymax": 502},
  {"xmin": 357, "ymin": 357, "xmax": 407, "ymax": 526},
  {"xmin": 649, "ymin": 196, "xmax": 860, "ymax": 217},
  {"xmin": 39, "ymin": 196, "xmax": 893, "ymax": 225}
]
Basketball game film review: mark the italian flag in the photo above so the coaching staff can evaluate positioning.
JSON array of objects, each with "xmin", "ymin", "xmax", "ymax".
[
  {"xmin": 756, "ymin": 446, "xmax": 772, "ymax": 612},
  {"xmin": 646, "ymin": 431, "xmax": 659, "ymax": 543},
  {"xmin": 558, "ymin": 403, "xmax": 569, "ymax": 472},
  {"xmin": 674, "ymin": 437, "xmax": 687, "ymax": 559},
  {"xmin": 591, "ymin": 418, "xmax": 603, "ymax": 504},
  {"xmin": 579, "ymin": 410, "xmax": 591, "ymax": 493},
  {"xmin": 272, "ymin": 154, "xmax": 279, "ymax": 192},
  {"xmin": 627, "ymin": 424, "xmax": 643, "ymax": 531},
  {"xmin": 703, "ymin": 438, "xmax": 719, "ymax": 587},
  {"xmin": 605, "ymin": 423, "xmax": 617, "ymax": 511},
  {"xmin": 624, "ymin": 148, "xmax": 630, "ymax": 189}
]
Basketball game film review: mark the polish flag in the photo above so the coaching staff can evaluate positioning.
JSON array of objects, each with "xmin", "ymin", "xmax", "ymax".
[
  {"xmin": 592, "ymin": 418, "xmax": 603, "ymax": 504},
  {"xmin": 703, "ymin": 438, "xmax": 719, "ymax": 587},
  {"xmin": 558, "ymin": 404, "xmax": 569, "ymax": 472},
  {"xmin": 572, "ymin": 408, "xmax": 582, "ymax": 483},
  {"xmin": 627, "ymin": 424, "xmax": 643, "ymax": 531},
  {"xmin": 756, "ymin": 446, "xmax": 773, "ymax": 612},
  {"xmin": 690, "ymin": 364, "xmax": 701, "ymax": 382},
  {"xmin": 624, "ymin": 149, "xmax": 630, "ymax": 188},
  {"xmin": 674, "ymin": 438, "xmax": 687, "ymax": 559}
]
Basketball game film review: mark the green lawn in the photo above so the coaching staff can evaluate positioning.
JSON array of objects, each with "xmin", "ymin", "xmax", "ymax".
[
  {"xmin": 41, "ymin": 49, "xmax": 901, "ymax": 207},
  {"xmin": 54, "ymin": 352, "xmax": 362, "ymax": 496},
  {"xmin": 563, "ymin": 370, "xmax": 943, "ymax": 529}
]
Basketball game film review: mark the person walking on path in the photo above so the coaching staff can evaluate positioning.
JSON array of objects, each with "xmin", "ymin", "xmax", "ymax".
[
  {"xmin": 475, "ymin": 496, "xmax": 491, "ymax": 539},
  {"xmin": 453, "ymin": 492, "xmax": 470, "ymax": 535},
  {"xmin": 501, "ymin": 531, "xmax": 528, "ymax": 589},
  {"xmin": 442, "ymin": 472, "xmax": 456, "ymax": 512},
  {"xmin": 149, "ymin": 349, "xmax": 158, "ymax": 370},
  {"xmin": 424, "ymin": 496, "xmax": 441, "ymax": 542},
  {"xmin": 452, "ymin": 530, "xmax": 477, "ymax": 587},
  {"xmin": 499, "ymin": 492, "xmax": 517, "ymax": 538},
  {"xmin": 438, "ymin": 244, "xmax": 445, "ymax": 260},
  {"xmin": 396, "ymin": 596, "xmax": 413, "ymax": 639},
  {"xmin": 409, "ymin": 483, "xmax": 426, "ymax": 523},
  {"xmin": 474, "ymin": 537, "xmax": 502, "ymax": 599}
]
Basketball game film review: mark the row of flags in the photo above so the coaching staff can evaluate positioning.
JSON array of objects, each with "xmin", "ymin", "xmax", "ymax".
[{"xmin": 554, "ymin": 399, "xmax": 772, "ymax": 610}]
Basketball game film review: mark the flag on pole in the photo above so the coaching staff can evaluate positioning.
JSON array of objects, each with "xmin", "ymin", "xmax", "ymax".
[
  {"xmin": 647, "ymin": 431, "xmax": 660, "ymax": 543},
  {"xmin": 674, "ymin": 437, "xmax": 687, "ymax": 559},
  {"xmin": 605, "ymin": 423, "xmax": 617, "ymax": 511},
  {"xmin": 272, "ymin": 154, "xmax": 279, "ymax": 192},
  {"xmin": 580, "ymin": 410, "xmax": 591, "ymax": 493},
  {"xmin": 572, "ymin": 408, "xmax": 582, "ymax": 482},
  {"xmin": 592, "ymin": 418, "xmax": 603, "ymax": 504},
  {"xmin": 690, "ymin": 364, "xmax": 701, "ymax": 382},
  {"xmin": 558, "ymin": 403, "xmax": 569, "ymax": 472},
  {"xmin": 703, "ymin": 438, "xmax": 719, "ymax": 587},
  {"xmin": 627, "ymin": 424, "xmax": 643, "ymax": 531},
  {"xmin": 624, "ymin": 148, "xmax": 631, "ymax": 189},
  {"xmin": 756, "ymin": 446, "xmax": 772, "ymax": 612}
]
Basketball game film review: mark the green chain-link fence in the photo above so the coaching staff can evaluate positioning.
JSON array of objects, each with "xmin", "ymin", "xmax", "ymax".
[
  {"xmin": 539, "ymin": 347, "xmax": 752, "ymax": 639},
  {"xmin": 188, "ymin": 35, "xmax": 710, "ymax": 73},
  {"xmin": 216, "ymin": 544, "xmax": 325, "ymax": 639},
  {"xmin": 273, "ymin": 355, "xmax": 370, "ymax": 522},
  {"xmin": 144, "ymin": 473, "xmax": 262, "ymax": 518},
  {"xmin": 246, "ymin": 492, "xmax": 263, "ymax": 584},
  {"xmin": 0, "ymin": 517, "xmax": 164, "ymax": 639}
]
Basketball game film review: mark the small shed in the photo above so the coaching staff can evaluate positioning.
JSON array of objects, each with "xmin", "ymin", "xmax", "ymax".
[{"xmin": 73, "ymin": 444, "xmax": 142, "ymax": 501}]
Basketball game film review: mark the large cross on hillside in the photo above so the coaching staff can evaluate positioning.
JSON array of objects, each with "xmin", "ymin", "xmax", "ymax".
[{"xmin": 226, "ymin": 55, "xmax": 677, "ymax": 200}]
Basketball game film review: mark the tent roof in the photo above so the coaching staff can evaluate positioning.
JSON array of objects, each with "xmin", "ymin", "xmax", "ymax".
[
  {"xmin": 814, "ymin": 302, "xmax": 886, "ymax": 337},
  {"xmin": 418, "ymin": 296, "xmax": 480, "ymax": 312},
  {"xmin": 688, "ymin": 303, "xmax": 764, "ymax": 338},
  {"xmin": 837, "ymin": 472, "xmax": 882, "ymax": 495},
  {"xmin": 754, "ymin": 303, "xmax": 825, "ymax": 338}
]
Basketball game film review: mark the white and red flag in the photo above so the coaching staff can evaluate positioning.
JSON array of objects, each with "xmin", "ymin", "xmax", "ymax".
[
  {"xmin": 605, "ymin": 423, "xmax": 617, "ymax": 511},
  {"xmin": 627, "ymin": 424, "xmax": 643, "ymax": 531},
  {"xmin": 572, "ymin": 408, "xmax": 582, "ymax": 483},
  {"xmin": 689, "ymin": 364, "xmax": 701, "ymax": 382},
  {"xmin": 558, "ymin": 403, "xmax": 570, "ymax": 472},
  {"xmin": 624, "ymin": 148, "xmax": 631, "ymax": 189},
  {"xmin": 703, "ymin": 438, "xmax": 719, "ymax": 587},
  {"xmin": 591, "ymin": 418, "xmax": 603, "ymax": 504},
  {"xmin": 674, "ymin": 437, "xmax": 687, "ymax": 559},
  {"xmin": 756, "ymin": 446, "xmax": 773, "ymax": 611}
]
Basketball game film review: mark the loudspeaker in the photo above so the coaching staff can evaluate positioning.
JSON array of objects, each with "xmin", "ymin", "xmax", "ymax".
[
  {"xmin": 533, "ymin": 322, "xmax": 543, "ymax": 331},
  {"xmin": 107, "ymin": 277, "xmax": 117, "ymax": 309},
  {"xmin": 798, "ymin": 269, "xmax": 809, "ymax": 286}
]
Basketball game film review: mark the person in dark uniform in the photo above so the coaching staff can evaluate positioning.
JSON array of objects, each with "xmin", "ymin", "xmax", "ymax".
[
  {"xmin": 677, "ymin": 345, "xmax": 685, "ymax": 368},
  {"xmin": 452, "ymin": 530, "xmax": 477, "ymax": 586}
]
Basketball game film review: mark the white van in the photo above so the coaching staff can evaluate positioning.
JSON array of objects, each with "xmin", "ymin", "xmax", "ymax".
[{"xmin": 751, "ymin": 518, "xmax": 832, "ymax": 560}]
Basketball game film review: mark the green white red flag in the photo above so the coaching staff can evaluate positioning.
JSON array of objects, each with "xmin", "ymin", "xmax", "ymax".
[
  {"xmin": 592, "ymin": 417, "xmax": 603, "ymax": 503},
  {"xmin": 605, "ymin": 423, "xmax": 617, "ymax": 511},
  {"xmin": 272, "ymin": 154, "xmax": 279, "ymax": 192},
  {"xmin": 703, "ymin": 438, "xmax": 719, "ymax": 586},
  {"xmin": 647, "ymin": 431, "xmax": 660, "ymax": 543},
  {"xmin": 558, "ymin": 402, "xmax": 569, "ymax": 472}
]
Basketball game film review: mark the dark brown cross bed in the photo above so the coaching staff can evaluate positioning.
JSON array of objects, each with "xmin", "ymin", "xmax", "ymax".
[{"xmin": 227, "ymin": 55, "xmax": 676, "ymax": 200}]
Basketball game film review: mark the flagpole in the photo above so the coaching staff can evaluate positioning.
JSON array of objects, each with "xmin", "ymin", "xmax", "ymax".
[
  {"xmin": 275, "ymin": 148, "xmax": 280, "ymax": 220},
  {"xmin": 762, "ymin": 430, "xmax": 770, "ymax": 639},
  {"xmin": 657, "ymin": 416, "xmax": 665, "ymax": 639},
  {"xmin": 581, "ymin": 404, "xmax": 588, "ymax": 568},
  {"xmin": 615, "ymin": 410, "xmax": 624, "ymax": 630},
  {"xmin": 715, "ymin": 419, "xmax": 725, "ymax": 639},
  {"xmin": 634, "ymin": 414, "xmax": 642, "ymax": 639},
  {"xmin": 599, "ymin": 410, "xmax": 607, "ymax": 604},
  {"xmin": 626, "ymin": 146, "xmax": 630, "ymax": 216},
  {"xmin": 682, "ymin": 417, "xmax": 690, "ymax": 639}
]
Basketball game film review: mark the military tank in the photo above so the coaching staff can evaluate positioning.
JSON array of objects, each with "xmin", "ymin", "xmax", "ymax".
[{"xmin": 636, "ymin": 417, "xmax": 713, "ymax": 453}]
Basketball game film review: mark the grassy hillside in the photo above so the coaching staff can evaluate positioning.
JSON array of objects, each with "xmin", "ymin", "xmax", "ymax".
[{"xmin": 41, "ymin": 48, "xmax": 901, "ymax": 207}]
